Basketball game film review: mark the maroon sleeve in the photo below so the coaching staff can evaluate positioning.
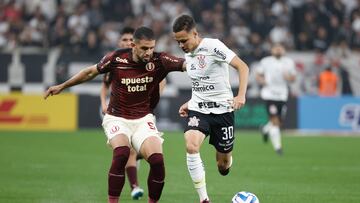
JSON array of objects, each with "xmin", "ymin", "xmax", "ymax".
[
  {"xmin": 103, "ymin": 72, "xmax": 112, "ymax": 87},
  {"xmin": 97, "ymin": 51, "xmax": 116, "ymax": 74},
  {"xmin": 160, "ymin": 52, "xmax": 185, "ymax": 72}
]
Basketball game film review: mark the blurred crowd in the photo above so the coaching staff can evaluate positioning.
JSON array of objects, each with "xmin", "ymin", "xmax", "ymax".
[
  {"xmin": 1, "ymin": 0, "xmax": 360, "ymax": 54},
  {"xmin": 1, "ymin": 0, "xmax": 360, "ymax": 95}
]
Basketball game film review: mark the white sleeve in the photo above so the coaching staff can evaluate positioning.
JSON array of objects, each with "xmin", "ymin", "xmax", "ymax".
[
  {"xmin": 211, "ymin": 39, "xmax": 236, "ymax": 64},
  {"xmin": 256, "ymin": 59, "xmax": 265, "ymax": 74},
  {"xmin": 287, "ymin": 58, "xmax": 297, "ymax": 75}
]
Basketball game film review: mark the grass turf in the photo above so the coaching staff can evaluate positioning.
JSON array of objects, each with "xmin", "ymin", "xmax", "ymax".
[{"xmin": 0, "ymin": 130, "xmax": 359, "ymax": 203}]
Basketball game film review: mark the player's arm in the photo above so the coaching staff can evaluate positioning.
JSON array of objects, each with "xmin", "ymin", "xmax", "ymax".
[
  {"xmin": 230, "ymin": 56, "xmax": 249, "ymax": 110},
  {"xmin": 44, "ymin": 65, "xmax": 99, "ymax": 99},
  {"xmin": 100, "ymin": 81, "xmax": 110, "ymax": 114},
  {"xmin": 159, "ymin": 79, "xmax": 167, "ymax": 95},
  {"xmin": 255, "ymin": 72, "xmax": 266, "ymax": 86},
  {"xmin": 178, "ymin": 101, "xmax": 189, "ymax": 117},
  {"xmin": 255, "ymin": 61, "xmax": 266, "ymax": 86},
  {"xmin": 182, "ymin": 61, "xmax": 187, "ymax": 71}
]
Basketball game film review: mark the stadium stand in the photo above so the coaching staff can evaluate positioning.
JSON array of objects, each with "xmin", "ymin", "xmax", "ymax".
[{"xmin": 0, "ymin": 0, "xmax": 360, "ymax": 96}]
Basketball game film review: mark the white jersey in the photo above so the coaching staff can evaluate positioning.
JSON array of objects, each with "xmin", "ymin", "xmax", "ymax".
[
  {"xmin": 185, "ymin": 38, "xmax": 236, "ymax": 114},
  {"xmin": 257, "ymin": 55, "xmax": 296, "ymax": 101}
]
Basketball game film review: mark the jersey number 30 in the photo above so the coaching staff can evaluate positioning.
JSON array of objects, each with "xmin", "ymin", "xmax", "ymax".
[{"xmin": 221, "ymin": 126, "xmax": 234, "ymax": 140}]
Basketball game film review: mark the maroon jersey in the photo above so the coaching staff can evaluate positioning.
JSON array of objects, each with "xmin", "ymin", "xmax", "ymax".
[{"xmin": 97, "ymin": 48, "xmax": 184, "ymax": 119}]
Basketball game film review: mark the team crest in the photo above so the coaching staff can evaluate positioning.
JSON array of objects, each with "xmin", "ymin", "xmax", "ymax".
[
  {"xmin": 110, "ymin": 125, "xmax": 120, "ymax": 134},
  {"xmin": 188, "ymin": 116, "xmax": 200, "ymax": 127},
  {"xmin": 145, "ymin": 62, "xmax": 155, "ymax": 71},
  {"xmin": 197, "ymin": 55, "xmax": 206, "ymax": 69}
]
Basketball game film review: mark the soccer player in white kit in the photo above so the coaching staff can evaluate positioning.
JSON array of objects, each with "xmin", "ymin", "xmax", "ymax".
[
  {"xmin": 172, "ymin": 15, "xmax": 249, "ymax": 203},
  {"xmin": 256, "ymin": 44, "xmax": 296, "ymax": 155}
]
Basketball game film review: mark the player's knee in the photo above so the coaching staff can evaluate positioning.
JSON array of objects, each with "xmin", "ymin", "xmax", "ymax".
[
  {"xmin": 148, "ymin": 153, "xmax": 165, "ymax": 180},
  {"xmin": 185, "ymin": 142, "xmax": 201, "ymax": 153},
  {"xmin": 148, "ymin": 153, "xmax": 164, "ymax": 168},
  {"xmin": 111, "ymin": 146, "xmax": 130, "ymax": 173}
]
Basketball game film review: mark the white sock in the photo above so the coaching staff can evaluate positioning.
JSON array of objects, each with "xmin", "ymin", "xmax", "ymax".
[
  {"xmin": 269, "ymin": 125, "xmax": 282, "ymax": 150},
  {"xmin": 186, "ymin": 153, "xmax": 209, "ymax": 201}
]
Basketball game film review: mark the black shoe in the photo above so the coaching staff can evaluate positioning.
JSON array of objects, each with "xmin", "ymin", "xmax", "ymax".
[{"xmin": 219, "ymin": 167, "xmax": 230, "ymax": 176}]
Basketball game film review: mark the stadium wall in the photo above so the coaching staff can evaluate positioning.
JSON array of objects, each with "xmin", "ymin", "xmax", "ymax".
[{"xmin": 299, "ymin": 96, "xmax": 360, "ymax": 132}]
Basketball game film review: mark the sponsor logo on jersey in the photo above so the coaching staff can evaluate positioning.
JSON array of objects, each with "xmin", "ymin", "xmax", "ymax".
[
  {"xmin": 198, "ymin": 47, "xmax": 208, "ymax": 52},
  {"xmin": 115, "ymin": 57, "xmax": 129, "ymax": 63},
  {"xmin": 197, "ymin": 54, "xmax": 206, "ymax": 69},
  {"xmin": 192, "ymin": 81, "xmax": 215, "ymax": 92},
  {"xmin": 198, "ymin": 102, "xmax": 220, "ymax": 109},
  {"xmin": 214, "ymin": 48, "xmax": 226, "ymax": 60},
  {"xmin": 190, "ymin": 64, "xmax": 196, "ymax": 70},
  {"xmin": 199, "ymin": 76, "xmax": 210, "ymax": 80},
  {"xmin": 121, "ymin": 76, "xmax": 154, "ymax": 92},
  {"xmin": 188, "ymin": 116, "xmax": 200, "ymax": 127},
  {"xmin": 145, "ymin": 62, "xmax": 155, "ymax": 71}
]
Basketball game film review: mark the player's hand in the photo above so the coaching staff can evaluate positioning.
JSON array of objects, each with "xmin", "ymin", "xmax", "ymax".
[
  {"xmin": 101, "ymin": 104, "xmax": 108, "ymax": 115},
  {"xmin": 178, "ymin": 102, "xmax": 189, "ymax": 117},
  {"xmin": 44, "ymin": 84, "xmax": 64, "ymax": 99},
  {"xmin": 283, "ymin": 71, "xmax": 295, "ymax": 82},
  {"xmin": 232, "ymin": 95, "xmax": 246, "ymax": 110}
]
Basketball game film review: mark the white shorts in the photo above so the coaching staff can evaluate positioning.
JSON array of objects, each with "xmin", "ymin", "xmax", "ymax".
[{"xmin": 102, "ymin": 113, "xmax": 163, "ymax": 152}]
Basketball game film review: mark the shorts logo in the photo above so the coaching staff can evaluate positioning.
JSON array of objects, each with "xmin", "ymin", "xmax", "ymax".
[
  {"xmin": 110, "ymin": 125, "xmax": 120, "ymax": 134},
  {"xmin": 188, "ymin": 116, "xmax": 200, "ymax": 127},
  {"xmin": 146, "ymin": 62, "xmax": 155, "ymax": 71}
]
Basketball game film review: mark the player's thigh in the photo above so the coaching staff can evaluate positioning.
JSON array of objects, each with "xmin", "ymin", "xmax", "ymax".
[
  {"xmin": 184, "ymin": 110, "xmax": 210, "ymax": 152},
  {"xmin": 209, "ymin": 112, "xmax": 235, "ymax": 153},
  {"xmin": 102, "ymin": 114, "xmax": 132, "ymax": 149},
  {"xmin": 139, "ymin": 136, "xmax": 163, "ymax": 160},
  {"xmin": 266, "ymin": 100, "xmax": 286, "ymax": 125},
  {"xmin": 126, "ymin": 148, "xmax": 138, "ymax": 167},
  {"xmin": 132, "ymin": 114, "xmax": 163, "ymax": 155}
]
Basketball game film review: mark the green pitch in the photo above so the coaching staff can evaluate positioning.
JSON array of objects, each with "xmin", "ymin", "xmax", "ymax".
[{"xmin": 0, "ymin": 130, "xmax": 359, "ymax": 203}]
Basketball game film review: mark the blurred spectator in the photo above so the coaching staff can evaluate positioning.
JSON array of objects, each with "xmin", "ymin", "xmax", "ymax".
[
  {"xmin": 318, "ymin": 66, "xmax": 339, "ymax": 97},
  {"xmin": 313, "ymin": 26, "xmax": 330, "ymax": 52}
]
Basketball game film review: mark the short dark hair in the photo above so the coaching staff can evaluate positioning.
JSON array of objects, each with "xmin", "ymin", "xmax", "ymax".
[
  {"xmin": 121, "ymin": 26, "xmax": 135, "ymax": 35},
  {"xmin": 133, "ymin": 26, "xmax": 155, "ymax": 41},
  {"xmin": 172, "ymin": 14, "xmax": 195, "ymax": 33}
]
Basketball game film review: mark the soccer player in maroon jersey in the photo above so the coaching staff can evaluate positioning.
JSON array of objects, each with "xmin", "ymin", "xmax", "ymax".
[
  {"xmin": 100, "ymin": 26, "xmax": 167, "ymax": 200},
  {"xmin": 44, "ymin": 26, "xmax": 185, "ymax": 203}
]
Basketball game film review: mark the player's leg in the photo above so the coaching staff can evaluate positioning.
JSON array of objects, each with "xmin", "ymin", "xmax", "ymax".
[
  {"xmin": 125, "ymin": 148, "xmax": 144, "ymax": 200},
  {"xmin": 269, "ymin": 115, "xmax": 283, "ymax": 155},
  {"xmin": 132, "ymin": 114, "xmax": 164, "ymax": 203},
  {"xmin": 140, "ymin": 137, "xmax": 164, "ymax": 203},
  {"xmin": 266, "ymin": 101, "xmax": 286, "ymax": 155},
  {"xmin": 209, "ymin": 112, "xmax": 235, "ymax": 176},
  {"xmin": 184, "ymin": 111, "xmax": 211, "ymax": 202},
  {"xmin": 261, "ymin": 100, "xmax": 271, "ymax": 142},
  {"xmin": 108, "ymin": 134, "xmax": 131, "ymax": 203},
  {"xmin": 102, "ymin": 114, "xmax": 132, "ymax": 203},
  {"xmin": 216, "ymin": 151, "xmax": 233, "ymax": 176},
  {"xmin": 185, "ymin": 129, "xmax": 209, "ymax": 203}
]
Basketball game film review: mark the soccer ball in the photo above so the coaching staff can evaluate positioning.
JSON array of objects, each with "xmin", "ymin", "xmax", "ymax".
[{"xmin": 232, "ymin": 191, "xmax": 259, "ymax": 203}]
